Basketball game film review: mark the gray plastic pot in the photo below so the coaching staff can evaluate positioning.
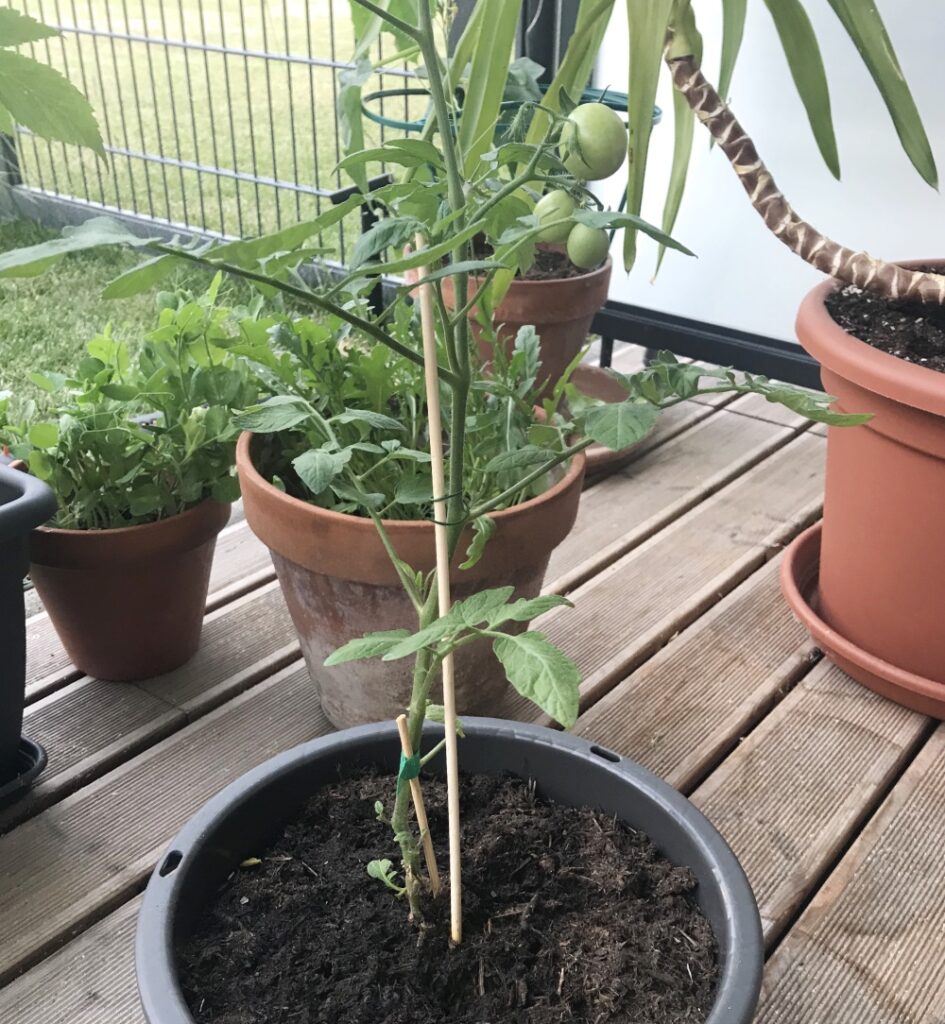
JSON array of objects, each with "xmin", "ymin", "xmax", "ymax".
[{"xmin": 136, "ymin": 719, "xmax": 763, "ymax": 1024}]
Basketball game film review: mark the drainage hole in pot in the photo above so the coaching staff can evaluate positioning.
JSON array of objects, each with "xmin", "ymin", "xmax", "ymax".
[
  {"xmin": 590, "ymin": 744, "xmax": 621, "ymax": 763},
  {"xmin": 160, "ymin": 850, "xmax": 183, "ymax": 877}
]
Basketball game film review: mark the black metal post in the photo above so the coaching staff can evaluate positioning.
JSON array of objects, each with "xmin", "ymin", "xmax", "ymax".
[
  {"xmin": 329, "ymin": 173, "xmax": 393, "ymax": 314},
  {"xmin": 0, "ymin": 133, "xmax": 21, "ymax": 188}
]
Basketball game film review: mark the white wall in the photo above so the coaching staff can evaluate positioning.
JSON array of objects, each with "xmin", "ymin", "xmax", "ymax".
[{"xmin": 594, "ymin": 0, "xmax": 945, "ymax": 341}]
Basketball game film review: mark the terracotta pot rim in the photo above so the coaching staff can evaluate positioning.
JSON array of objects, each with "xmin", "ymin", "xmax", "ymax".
[
  {"xmin": 32, "ymin": 497, "xmax": 227, "ymax": 539},
  {"xmin": 236, "ymin": 431, "xmax": 586, "ymax": 535},
  {"xmin": 781, "ymin": 521, "xmax": 945, "ymax": 700},
  {"xmin": 796, "ymin": 259, "xmax": 945, "ymax": 419},
  {"xmin": 30, "ymin": 498, "xmax": 230, "ymax": 568}
]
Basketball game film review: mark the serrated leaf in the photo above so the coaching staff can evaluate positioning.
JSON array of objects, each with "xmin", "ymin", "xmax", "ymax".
[
  {"xmin": 324, "ymin": 629, "xmax": 412, "ymax": 666},
  {"xmin": 236, "ymin": 396, "xmax": 311, "ymax": 433},
  {"xmin": 425, "ymin": 704, "xmax": 466, "ymax": 737},
  {"xmin": 332, "ymin": 408, "xmax": 403, "ymax": 432},
  {"xmin": 394, "ymin": 474, "xmax": 432, "ymax": 505},
  {"xmin": 102, "ymin": 255, "xmax": 179, "ymax": 299},
  {"xmin": 0, "ymin": 8, "xmax": 60, "ymax": 46},
  {"xmin": 0, "ymin": 217, "xmax": 155, "ymax": 278},
  {"xmin": 460, "ymin": 514, "xmax": 495, "ymax": 570},
  {"xmin": 408, "ymin": 260, "xmax": 506, "ymax": 289},
  {"xmin": 381, "ymin": 617, "xmax": 458, "ymax": 661},
  {"xmin": 491, "ymin": 594, "xmax": 572, "ymax": 627},
  {"xmin": 582, "ymin": 401, "xmax": 659, "ymax": 450},
  {"xmin": 0, "ymin": 49, "xmax": 103, "ymax": 156},
  {"xmin": 453, "ymin": 586, "xmax": 516, "ymax": 628},
  {"xmin": 292, "ymin": 448, "xmax": 349, "ymax": 496},
  {"xmin": 484, "ymin": 444, "xmax": 551, "ymax": 474},
  {"xmin": 493, "ymin": 631, "xmax": 580, "ymax": 728}
]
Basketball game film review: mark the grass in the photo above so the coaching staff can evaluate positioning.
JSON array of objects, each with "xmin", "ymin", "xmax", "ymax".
[
  {"xmin": 13, "ymin": 0, "xmax": 426, "ymax": 250},
  {"xmin": 0, "ymin": 218, "xmax": 231, "ymax": 407}
]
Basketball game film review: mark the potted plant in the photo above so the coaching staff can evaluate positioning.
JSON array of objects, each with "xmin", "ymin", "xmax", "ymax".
[
  {"xmin": 593, "ymin": 2, "xmax": 945, "ymax": 715},
  {"xmin": 0, "ymin": 459, "xmax": 55, "ymax": 805},
  {"xmin": 0, "ymin": 6, "xmax": 855, "ymax": 1019},
  {"xmin": 0, "ymin": 283, "xmax": 257, "ymax": 680}
]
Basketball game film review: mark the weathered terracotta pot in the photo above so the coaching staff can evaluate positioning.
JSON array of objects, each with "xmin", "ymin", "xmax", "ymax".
[
  {"xmin": 441, "ymin": 258, "xmax": 612, "ymax": 396},
  {"xmin": 782, "ymin": 260, "xmax": 945, "ymax": 714},
  {"xmin": 29, "ymin": 500, "xmax": 229, "ymax": 682},
  {"xmin": 236, "ymin": 432, "xmax": 586, "ymax": 728}
]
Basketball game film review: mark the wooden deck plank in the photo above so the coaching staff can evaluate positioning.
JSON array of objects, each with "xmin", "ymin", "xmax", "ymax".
[
  {"xmin": 572, "ymin": 556, "xmax": 815, "ymax": 791},
  {"xmin": 691, "ymin": 661, "xmax": 929, "ymax": 949},
  {"xmin": 497, "ymin": 431, "xmax": 826, "ymax": 720},
  {"xmin": 0, "ymin": 898, "xmax": 143, "ymax": 1024},
  {"xmin": 756, "ymin": 724, "xmax": 945, "ymax": 1024},
  {"xmin": 547, "ymin": 398, "xmax": 800, "ymax": 594},
  {"xmin": 24, "ymin": 518, "xmax": 272, "ymax": 704},
  {"xmin": 0, "ymin": 660, "xmax": 329, "ymax": 984},
  {"xmin": 4, "ymin": 583, "xmax": 299, "ymax": 834}
]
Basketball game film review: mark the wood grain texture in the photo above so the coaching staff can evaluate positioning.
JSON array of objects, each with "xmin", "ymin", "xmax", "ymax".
[
  {"xmin": 757, "ymin": 724, "xmax": 945, "ymax": 1024},
  {"xmin": 24, "ymin": 518, "xmax": 272, "ymax": 704},
  {"xmin": 4, "ymin": 583, "xmax": 299, "ymax": 833},
  {"xmin": 547, "ymin": 399, "xmax": 797, "ymax": 595},
  {"xmin": 692, "ymin": 661, "xmax": 929, "ymax": 949},
  {"xmin": 572, "ymin": 556, "xmax": 815, "ymax": 791},
  {"xmin": 496, "ymin": 432, "xmax": 826, "ymax": 721},
  {"xmin": 0, "ymin": 661, "xmax": 329, "ymax": 984},
  {"xmin": 0, "ymin": 898, "xmax": 143, "ymax": 1024}
]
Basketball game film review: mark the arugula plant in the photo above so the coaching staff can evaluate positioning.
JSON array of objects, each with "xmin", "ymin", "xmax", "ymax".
[
  {"xmin": 0, "ymin": 2, "xmax": 866, "ymax": 925},
  {"xmin": 0, "ymin": 280, "xmax": 256, "ymax": 530}
]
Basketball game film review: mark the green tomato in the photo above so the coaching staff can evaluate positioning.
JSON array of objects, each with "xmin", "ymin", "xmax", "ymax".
[
  {"xmin": 534, "ymin": 189, "xmax": 575, "ymax": 243},
  {"xmin": 566, "ymin": 223, "xmax": 610, "ymax": 270},
  {"xmin": 561, "ymin": 103, "xmax": 628, "ymax": 181}
]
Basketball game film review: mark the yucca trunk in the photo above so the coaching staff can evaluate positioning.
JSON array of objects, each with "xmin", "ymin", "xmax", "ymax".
[{"xmin": 666, "ymin": 52, "xmax": 945, "ymax": 306}]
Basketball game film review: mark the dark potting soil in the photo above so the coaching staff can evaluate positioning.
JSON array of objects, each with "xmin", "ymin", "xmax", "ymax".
[
  {"xmin": 178, "ymin": 771, "xmax": 719, "ymax": 1024},
  {"xmin": 825, "ymin": 274, "xmax": 945, "ymax": 374},
  {"xmin": 521, "ymin": 247, "xmax": 595, "ymax": 281}
]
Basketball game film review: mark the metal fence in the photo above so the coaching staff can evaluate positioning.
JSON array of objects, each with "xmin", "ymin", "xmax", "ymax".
[
  {"xmin": 4, "ymin": 2, "xmax": 574, "ymax": 254},
  {"xmin": 6, "ymin": 0, "xmax": 436, "ymax": 256}
]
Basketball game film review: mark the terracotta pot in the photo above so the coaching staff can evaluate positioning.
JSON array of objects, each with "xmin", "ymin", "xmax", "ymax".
[
  {"xmin": 29, "ymin": 500, "xmax": 230, "ymax": 682},
  {"xmin": 441, "ymin": 257, "xmax": 612, "ymax": 396},
  {"xmin": 236, "ymin": 432, "xmax": 586, "ymax": 728},
  {"xmin": 784, "ymin": 260, "xmax": 945, "ymax": 712}
]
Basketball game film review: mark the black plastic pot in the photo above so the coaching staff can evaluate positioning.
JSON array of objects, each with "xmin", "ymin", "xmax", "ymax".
[
  {"xmin": 136, "ymin": 719, "xmax": 763, "ymax": 1024},
  {"xmin": 0, "ymin": 462, "xmax": 56, "ymax": 801}
]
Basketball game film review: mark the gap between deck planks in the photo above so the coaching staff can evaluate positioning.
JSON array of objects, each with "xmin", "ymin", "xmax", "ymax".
[
  {"xmin": 496, "ymin": 429, "xmax": 826, "ymax": 722},
  {"xmin": 0, "ymin": 661, "xmax": 331, "ymax": 985},
  {"xmin": 8, "ymin": 395, "xmax": 809, "ymax": 841}
]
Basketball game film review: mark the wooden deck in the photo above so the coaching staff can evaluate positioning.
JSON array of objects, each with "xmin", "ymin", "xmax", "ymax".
[{"xmin": 3, "ymin": 342, "xmax": 941, "ymax": 1023}]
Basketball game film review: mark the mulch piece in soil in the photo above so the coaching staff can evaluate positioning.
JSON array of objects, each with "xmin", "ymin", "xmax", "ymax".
[
  {"xmin": 178, "ymin": 770, "xmax": 719, "ymax": 1024},
  {"xmin": 826, "ymin": 270, "xmax": 945, "ymax": 374}
]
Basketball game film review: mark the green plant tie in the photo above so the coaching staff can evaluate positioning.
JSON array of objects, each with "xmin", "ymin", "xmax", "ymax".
[{"xmin": 396, "ymin": 752, "xmax": 422, "ymax": 798}]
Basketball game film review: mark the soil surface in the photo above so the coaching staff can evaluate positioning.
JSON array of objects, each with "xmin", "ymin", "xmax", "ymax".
[
  {"xmin": 178, "ymin": 771, "xmax": 719, "ymax": 1024},
  {"xmin": 826, "ymin": 274, "xmax": 945, "ymax": 374},
  {"xmin": 521, "ymin": 247, "xmax": 595, "ymax": 281}
]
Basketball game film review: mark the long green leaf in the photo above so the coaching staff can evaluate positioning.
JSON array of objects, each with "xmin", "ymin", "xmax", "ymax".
[
  {"xmin": 623, "ymin": 0, "xmax": 674, "ymax": 271},
  {"xmin": 718, "ymin": 0, "xmax": 747, "ymax": 103},
  {"xmin": 456, "ymin": 0, "xmax": 523, "ymax": 175},
  {"xmin": 525, "ymin": 0, "xmax": 617, "ymax": 147},
  {"xmin": 656, "ymin": 2, "xmax": 703, "ymax": 274},
  {"xmin": 763, "ymin": 0, "xmax": 839, "ymax": 179},
  {"xmin": 825, "ymin": 0, "xmax": 937, "ymax": 187}
]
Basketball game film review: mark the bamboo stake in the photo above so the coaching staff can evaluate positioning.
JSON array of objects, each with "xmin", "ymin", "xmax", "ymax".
[
  {"xmin": 415, "ymin": 234, "xmax": 463, "ymax": 944},
  {"xmin": 396, "ymin": 713, "xmax": 441, "ymax": 895}
]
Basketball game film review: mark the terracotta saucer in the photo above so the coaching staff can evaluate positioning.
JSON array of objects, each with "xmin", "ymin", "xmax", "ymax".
[
  {"xmin": 781, "ymin": 522, "xmax": 945, "ymax": 718},
  {"xmin": 571, "ymin": 363, "xmax": 642, "ymax": 476}
]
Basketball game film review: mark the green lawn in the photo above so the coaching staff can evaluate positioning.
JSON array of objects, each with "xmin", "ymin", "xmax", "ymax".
[
  {"xmin": 0, "ymin": 218, "xmax": 229, "ymax": 407},
  {"xmin": 13, "ymin": 0, "xmax": 425, "ymax": 248}
]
